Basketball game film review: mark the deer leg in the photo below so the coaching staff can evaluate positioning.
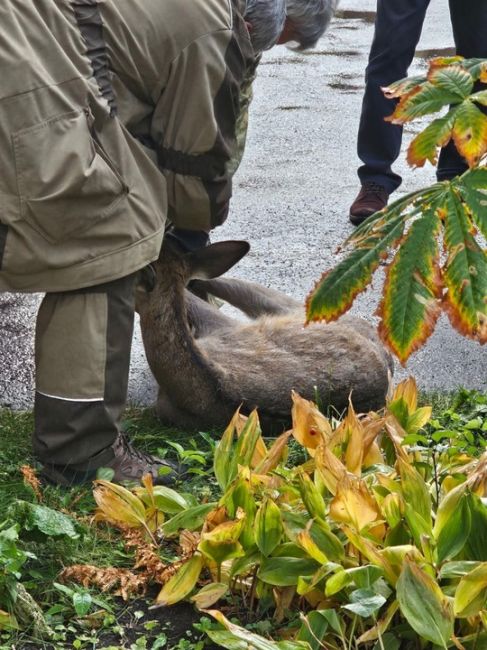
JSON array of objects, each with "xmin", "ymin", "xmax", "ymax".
[{"xmin": 191, "ymin": 277, "xmax": 301, "ymax": 318}]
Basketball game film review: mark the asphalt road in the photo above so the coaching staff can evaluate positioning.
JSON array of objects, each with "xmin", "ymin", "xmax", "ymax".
[{"xmin": 0, "ymin": 0, "xmax": 485, "ymax": 410}]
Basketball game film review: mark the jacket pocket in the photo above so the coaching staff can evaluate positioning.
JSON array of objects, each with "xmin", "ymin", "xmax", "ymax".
[{"xmin": 12, "ymin": 109, "xmax": 127, "ymax": 243}]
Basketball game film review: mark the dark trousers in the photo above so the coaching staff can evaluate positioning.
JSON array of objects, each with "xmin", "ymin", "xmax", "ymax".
[
  {"xmin": 33, "ymin": 273, "xmax": 137, "ymax": 470},
  {"xmin": 357, "ymin": 0, "xmax": 487, "ymax": 194}
]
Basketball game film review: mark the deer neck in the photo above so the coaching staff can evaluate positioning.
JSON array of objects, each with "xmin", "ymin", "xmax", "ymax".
[{"xmin": 138, "ymin": 277, "xmax": 224, "ymax": 400}]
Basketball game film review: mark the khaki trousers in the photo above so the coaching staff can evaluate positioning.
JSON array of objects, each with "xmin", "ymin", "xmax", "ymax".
[{"xmin": 33, "ymin": 273, "xmax": 137, "ymax": 470}]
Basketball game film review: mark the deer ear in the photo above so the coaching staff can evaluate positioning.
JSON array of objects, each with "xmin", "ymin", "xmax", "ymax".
[{"xmin": 188, "ymin": 241, "xmax": 250, "ymax": 280}]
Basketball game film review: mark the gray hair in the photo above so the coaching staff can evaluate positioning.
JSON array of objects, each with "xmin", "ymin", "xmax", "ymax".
[
  {"xmin": 244, "ymin": 0, "xmax": 286, "ymax": 52},
  {"xmin": 286, "ymin": 0, "xmax": 338, "ymax": 49}
]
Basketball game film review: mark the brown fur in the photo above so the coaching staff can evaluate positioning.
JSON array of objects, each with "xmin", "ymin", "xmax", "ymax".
[{"xmin": 136, "ymin": 241, "xmax": 393, "ymax": 431}]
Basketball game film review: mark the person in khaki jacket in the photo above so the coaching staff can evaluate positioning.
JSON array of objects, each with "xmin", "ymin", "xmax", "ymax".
[{"xmin": 0, "ymin": 0, "xmax": 335, "ymax": 486}]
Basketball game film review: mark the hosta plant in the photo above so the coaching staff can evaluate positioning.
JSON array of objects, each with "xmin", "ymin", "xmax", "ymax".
[
  {"xmin": 88, "ymin": 378, "xmax": 487, "ymax": 649},
  {"xmin": 307, "ymin": 57, "xmax": 487, "ymax": 363}
]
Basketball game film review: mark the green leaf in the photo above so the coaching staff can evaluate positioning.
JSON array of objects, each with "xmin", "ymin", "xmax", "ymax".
[
  {"xmin": 13, "ymin": 501, "xmax": 79, "ymax": 540},
  {"xmin": 255, "ymin": 499, "xmax": 283, "ymax": 557},
  {"xmin": 161, "ymin": 503, "xmax": 217, "ymax": 537},
  {"xmin": 439, "ymin": 561, "xmax": 482, "ymax": 580},
  {"xmin": 396, "ymin": 559, "xmax": 454, "ymax": 648},
  {"xmin": 407, "ymin": 111, "xmax": 456, "ymax": 168},
  {"xmin": 458, "ymin": 167, "xmax": 487, "ymax": 239},
  {"xmin": 388, "ymin": 81, "xmax": 463, "ymax": 123},
  {"xmin": 258, "ymin": 557, "xmax": 320, "ymax": 587},
  {"xmin": 397, "ymin": 459, "xmax": 432, "ymax": 541},
  {"xmin": 429, "ymin": 65, "xmax": 474, "ymax": 101},
  {"xmin": 464, "ymin": 493, "xmax": 487, "ymax": 561},
  {"xmin": 306, "ymin": 209, "xmax": 406, "ymax": 323},
  {"xmin": 136, "ymin": 485, "xmax": 189, "ymax": 514},
  {"xmin": 73, "ymin": 591, "xmax": 92, "ymax": 617},
  {"xmin": 296, "ymin": 611, "xmax": 329, "ymax": 650},
  {"xmin": 342, "ymin": 588, "xmax": 386, "ymax": 618},
  {"xmin": 434, "ymin": 486, "xmax": 472, "ymax": 563},
  {"xmin": 443, "ymin": 188, "xmax": 487, "ymax": 343},
  {"xmin": 377, "ymin": 208, "xmax": 442, "ymax": 362}
]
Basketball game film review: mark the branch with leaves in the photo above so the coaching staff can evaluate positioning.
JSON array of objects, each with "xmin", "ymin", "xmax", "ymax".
[{"xmin": 307, "ymin": 57, "xmax": 487, "ymax": 363}]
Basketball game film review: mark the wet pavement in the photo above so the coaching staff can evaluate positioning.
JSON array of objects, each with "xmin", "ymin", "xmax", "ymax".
[{"xmin": 0, "ymin": 0, "xmax": 485, "ymax": 410}]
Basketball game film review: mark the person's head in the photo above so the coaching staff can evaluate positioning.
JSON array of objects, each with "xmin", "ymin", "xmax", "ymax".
[
  {"xmin": 244, "ymin": 0, "xmax": 286, "ymax": 53},
  {"xmin": 280, "ymin": 0, "xmax": 338, "ymax": 50}
]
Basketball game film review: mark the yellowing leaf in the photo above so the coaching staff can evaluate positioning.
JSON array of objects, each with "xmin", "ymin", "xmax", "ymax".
[
  {"xmin": 454, "ymin": 562, "xmax": 487, "ymax": 617},
  {"xmin": 314, "ymin": 445, "xmax": 347, "ymax": 495},
  {"xmin": 291, "ymin": 391, "xmax": 331, "ymax": 454},
  {"xmin": 190, "ymin": 582, "xmax": 229, "ymax": 609},
  {"xmin": 198, "ymin": 519, "xmax": 245, "ymax": 565},
  {"xmin": 343, "ymin": 401, "xmax": 365, "ymax": 476},
  {"xmin": 255, "ymin": 430, "xmax": 292, "ymax": 475},
  {"xmin": 296, "ymin": 530, "xmax": 328, "ymax": 564},
  {"xmin": 330, "ymin": 478, "xmax": 381, "ymax": 532},
  {"xmin": 93, "ymin": 480, "xmax": 148, "ymax": 529},
  {"xmin": 155, "ymin": 553, "xmax": 204, "ymax": 606}
]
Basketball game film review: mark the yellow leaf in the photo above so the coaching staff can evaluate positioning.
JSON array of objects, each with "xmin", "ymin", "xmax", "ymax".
[
  {"xmin": 93, "ymin": 480, "xmax": 147, "ymax": 529},
  {"xmin": 454, "ymin": 562, "xmax": 487, "ymax": 617},
  {"xmin": 343, "ymin": 401, "xmax": 365, "ymax": 476},
  {"xmin": 291, "ymin": 391, "xmax": 331, "ymax": 455},
  {"xmin": 314, "ymin": 445, "xmax": 347, "ymax": 495},
  {"xmin": 296, "ymin": 530, "xmax": 328, "ymax": 564},
  {"xmin": 255, "ymin": 430, "xmax": 291, "ymax": 474},
  {"xmin": 190, "ymin": 582, "xmax": 229, "ymax": 609},
  {"xmin": 330, "ymin": 477, "xmax": 381, "ymax": 532},
  {"xmin": 391, "ymin": 377, "xmax": 418, "ymax": 411},
  {"xmin": 155, "ymin": 553, "xmax": 204, "ymax": 606}
]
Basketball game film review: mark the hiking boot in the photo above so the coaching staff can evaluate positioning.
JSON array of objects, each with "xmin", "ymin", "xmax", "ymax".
[
  {"xmin": 40, "ymin": 433, "xmax": 184, "ymax": 487},
  {"xmin": 349, "ymin": 182, "xmax": 389, "ymax": 226}
]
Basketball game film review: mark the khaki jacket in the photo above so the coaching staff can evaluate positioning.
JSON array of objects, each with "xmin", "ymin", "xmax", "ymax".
[{"xmin": 0, "ymin": 0, "xmax": 255, "ymax": 292}]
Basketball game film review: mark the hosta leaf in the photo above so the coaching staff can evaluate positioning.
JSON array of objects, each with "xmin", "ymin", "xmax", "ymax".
[
  {"xmin": 214, "ymin": 410, "xmax": 240, "ymax": 490},
  {"xmin": 306, "ymin": 212, "xmax": 406, "ymax": 323},
  {"xmin": 451, "ymin": 100, "xmax": 487, "ymax": 166},
  {"xmin": 439, "ymin": 561, "xmax": 482, "ymax": 580},
  {"xmin": 135, "ymin": 485, "xmax": 189, "ymax": 515},
  {"xmin": 407, "ymin": 112, "xmax": 455, "ymax": 168},
  {"xmin": 343, "ymin": 588, "xmax": 386, "ymax": 618},
  {"xmin": 206, "ymin": 610, "xmax": 309, "ymax": 650},
  {"xmin": 190, "ymin": 582, "xmax": 229, "ymax": 609},
  {"xmin": 155, "ymin": 553, "xmax": 204, "ymax": 605},
  {"xmin": 296, "ymin": 610, "xmax": 330, "ymax": 650},
  {"xmin": 464, "ymin": 493, "xmax": 487, "ymax": 561},
  {"xmin": 258, "ymin": 557, "xmax": 320, "ymax": 587},
  {"xmin": 387, "ymin": 82, "xmax": 462, "ymax": 124},
  {"xmin": 255, "ymin": 498, "xmax": 283, "ymax": 557},
  {"xmin": 397, "ymin": 459, "xmax": 432, "ymax": 538},
  {"xmin": 454, "ymin": 562, "xmax": 487, "ymax": 617},
  {"xmin": 396, "ymin": 559, "xmax": 454, "ymax": 648},
  {"xmin": 442, "ymin": 188, "xmax": 487, "ymax": 342},
  {"xmin": 429, "ymin": 65, "xmax": 474, "ymax": 100},
  {"xmin": 161, "ymin": 503, "xmax": 217, "ymax": 537},
  {"xmin": 377, "ymin": 209, "xmax": 442, "ymax": 363},
  {"xmin": 291, "ymin": 392, "xmax": 331, "ymax": 454},
  {"xmin": 198, "ymin": 519, "xmax": 245, "ymax": 565},
  {"xmin": 93, "ymin": 481, "xmax": 147, "ymax": 529},
  {"xmin": 329, "ymin": 477, "xmax": 381, "ymax": 532},
  {"xmin": 434, "ymin": 484, "xmax": 472, "ymax": 563},
  {"xmin": 297, "ymin": 471, "xmax": 327, "ymax": 520},
  {"xmin": 457, "ymin": 167, "xmax": 487, "ymax": 239}
]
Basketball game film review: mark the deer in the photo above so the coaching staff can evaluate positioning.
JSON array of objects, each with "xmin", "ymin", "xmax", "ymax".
[{"xmin": 136, "ymin": 238, "xmax": 394, "ymax": 431}]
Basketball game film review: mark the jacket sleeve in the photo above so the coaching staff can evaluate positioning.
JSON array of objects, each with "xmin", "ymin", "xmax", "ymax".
[{"xmin": 150, "ymin": 28, "xmax": 254, "ymax": 231}]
